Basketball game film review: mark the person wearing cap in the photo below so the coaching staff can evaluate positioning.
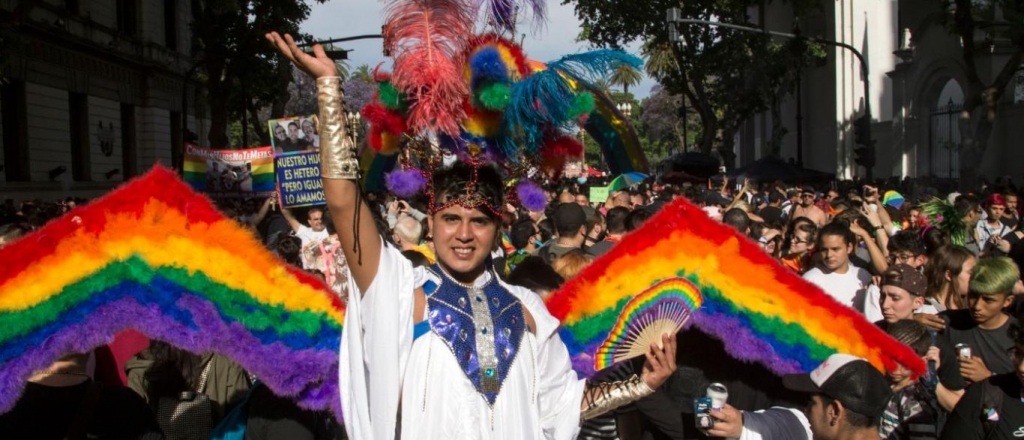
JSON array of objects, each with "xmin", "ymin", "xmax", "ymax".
[
  {"xmin": 871, "ymin": 265, "xmax": 967, "ymax": 412},
  {"xmin": 784, "ymin": 353, "xmax": 894, "ymax": 440},
  {"xmin": 941, "ymin": 323, "xmax": 1024, "ymax": 439},
  {"xmin": 793, "ymin": 186, "xmax": 827, "ymax": 227},
  {"xmin": 977, "ymin": 194, "xmax": 1010, "ymax": 254},
  {"xmin": 537, "ymin": 203, "xmax": 589, "ymax": 264},
  {"xmin": 705, "ymin": 354, "xmax": 894, "ymax": 440},
  {"xmin": 939, "ymin": 257, "xmax": 1021, "ymax": 384}
]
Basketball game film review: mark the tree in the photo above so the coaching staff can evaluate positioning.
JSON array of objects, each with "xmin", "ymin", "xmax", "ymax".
[
  {"xmin": 640, "ymin": 85, "xmax": 696, "ymax": 158},
  {"xmin": 352, "ymin": 64, "xmax": 374, "ymax": 83},
  {"xmin": 942, "ymin": 0, "xmax": 1024, "ymax": 189},
  {"xmin": 191, "ymin": 0, "xmax": 327, "ymax": 148},
  {"xmin": 608, "ymin": 62, "xmax": 643, "ymax": 95},
  {"xmin": 568, "ymin": 0, "xmax": 823, "ymax": 168}
]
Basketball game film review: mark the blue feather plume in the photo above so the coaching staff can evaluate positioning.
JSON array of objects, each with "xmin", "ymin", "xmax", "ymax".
[
  {"xmin": 504, "ymin": 49, "xmax": 643, "ymax": 150},
  {"xmin": 470, "ymin": 47, "xmax": 510, "ymax": 90}
]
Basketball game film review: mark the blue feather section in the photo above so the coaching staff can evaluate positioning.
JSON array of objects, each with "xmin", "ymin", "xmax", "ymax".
[
  {"xmin": 504, "ymin": 50, "xmax": 641, "ymax": 150},
  {"xmin": 470, "ymin": 47, "xmax": 510, "ymax": 90}
]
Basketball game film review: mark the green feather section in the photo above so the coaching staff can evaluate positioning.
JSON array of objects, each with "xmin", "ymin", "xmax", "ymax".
[
  {"xmin": 476, "ymin": 83, "xmax": 512, "ymax": 111},
  {"xmin": 562, "ymin": 296, "xmax": 631, "ymax": 343},
  {"xmin": 378, "ymin": 81, "xmax": 406, "ymax": 111},
  {"xmin": 0, "ymin": 256, "xmax": 341, "ymax": 345},
  {"xmin": 569, "ymin": 92, "xmax": 595, "ymax": 119}
]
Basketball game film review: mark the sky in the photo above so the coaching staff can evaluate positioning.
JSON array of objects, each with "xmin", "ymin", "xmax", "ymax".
[{"xmin": 299, "ymin": 0, "xmax": 659, "ymax": 98}]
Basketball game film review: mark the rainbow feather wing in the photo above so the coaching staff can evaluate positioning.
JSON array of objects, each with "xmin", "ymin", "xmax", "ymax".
[
  {"xmin": 0, "ymin": 166, "xmax": 345, "ymax": 419},
  {"xmin": 547, "ymin": 198, "xmax": 925, "ymax": 379}
]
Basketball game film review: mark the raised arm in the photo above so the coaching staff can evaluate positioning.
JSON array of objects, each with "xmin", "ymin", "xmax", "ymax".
[
  {"xmin": 266, "ymin": 32, "xmax": 381, "ymax": 293},
  {"xmin": 279, "ymin": 205, "xmax": 303, "ymax": 232}
]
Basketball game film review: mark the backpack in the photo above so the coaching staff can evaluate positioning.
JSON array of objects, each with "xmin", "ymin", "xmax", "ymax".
[{"xmin": 156, "ymin": 360, "xmax": 215, "ymax": 440}]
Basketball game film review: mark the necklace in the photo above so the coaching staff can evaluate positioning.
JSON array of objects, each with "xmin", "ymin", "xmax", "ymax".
[{"xmin": 436, "ymin": 263, "xmax": 492, "ymax": 290}]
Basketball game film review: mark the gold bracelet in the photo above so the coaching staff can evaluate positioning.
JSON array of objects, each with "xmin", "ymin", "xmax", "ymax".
[
  {"xmin": 316, "ymin": 76, "xmax": 359, "ymax": 180},
  {"xmin": 580, "ymin": 374, "xmax": 655, "ymax": 421}
]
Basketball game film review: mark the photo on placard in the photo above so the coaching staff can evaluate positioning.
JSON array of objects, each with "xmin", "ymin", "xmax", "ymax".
[{"xmin": 268, "ymin": 115, "xmax": 319, "ymax": 154}]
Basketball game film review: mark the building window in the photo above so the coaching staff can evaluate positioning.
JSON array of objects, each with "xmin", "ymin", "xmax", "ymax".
[
  {"xmin": 163, "ymin": 0, "xmax": 177, "ymax": 51},
  {"xmin": 69, "ymin": 92, "xmax": 90, "ymax": 181},
  {"xmin": 116, "ymin": 0, "xmax": 138, "ymax": 37},
  {"xmin": 121, "ymin": 104, "xmax": 137, "ymax": 180},
  {"xmin": 1, "ymin": 81, "xmax": 29, "ymax": 182}
]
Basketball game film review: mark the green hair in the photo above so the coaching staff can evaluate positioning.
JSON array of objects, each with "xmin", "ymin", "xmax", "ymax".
[{"xmin": 970, "ymin": 257, "xmax": 1021, "ymax": 296}]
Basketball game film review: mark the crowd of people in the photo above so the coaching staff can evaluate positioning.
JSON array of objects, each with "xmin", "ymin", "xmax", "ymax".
[{"xmin": 3, "ymin": 171, "xmax": 1024, "ymax": 440}]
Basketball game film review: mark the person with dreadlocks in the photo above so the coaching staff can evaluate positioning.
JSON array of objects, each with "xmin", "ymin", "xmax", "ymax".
[{"xmin": 265, "ymin": 33, "xmax": 677, "ymax": 440}]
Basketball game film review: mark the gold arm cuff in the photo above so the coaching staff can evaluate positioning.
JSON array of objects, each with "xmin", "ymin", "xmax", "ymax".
[
  {"xmin": 580, "ymin": 374, "xmax": 655, "ymax": 422},
  {"xmin": 316, "ymin": 76, "xmax": 359, "ymax": 180}
]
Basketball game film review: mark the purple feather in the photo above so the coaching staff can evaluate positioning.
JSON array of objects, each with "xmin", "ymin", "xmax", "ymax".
[
  {"xmin": 516, "ymin": 180, "xmax": 547, "ymax": 211},
  {"xmin": 0, "ymin": 292, "xmax": 342, "ymax": 422},
  {"xmin": 385, "ymin": 169, "xmax": 429, "ymax": 198},
  {"xmin": 692, "ymin": 310, "xmax": 803, "ymax": 375}
]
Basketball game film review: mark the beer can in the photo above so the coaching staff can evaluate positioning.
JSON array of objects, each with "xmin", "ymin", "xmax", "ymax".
[
  {"xmin": 707, "ymin": 383, "xmax": 728, "ymax": 410},
  {"xmin": 956, "ymin": 343, "xmax": 972, "ymax": 358}
]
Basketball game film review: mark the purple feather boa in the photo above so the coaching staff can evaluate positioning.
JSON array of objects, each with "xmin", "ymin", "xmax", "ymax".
[
  {"xmin": 692, "ymin": 310, "xmax": 803, "ymax": 375},
  {"xmin": 516, "ymin": 180, "xmax": 547, "ymax": 212},
  {"xmin": 385, "ymin": 169, "xmax": 428, "ymax": 198},
  {"xmin": 0, "ymin": 292, "xmax": 342, "ymax": 421}
]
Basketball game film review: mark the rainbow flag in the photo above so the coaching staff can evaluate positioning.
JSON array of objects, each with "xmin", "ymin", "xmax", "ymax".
[
  {"xmin": 0, "ymin": 166, "xmax": 345, "ymax": 419},
  {"xmin": 182, "ymin": 144, "xmax": 276, "ymax": 195},
  {"xmin": 548, "ymin": 198, "xmax": 925, "ymax": 378}
]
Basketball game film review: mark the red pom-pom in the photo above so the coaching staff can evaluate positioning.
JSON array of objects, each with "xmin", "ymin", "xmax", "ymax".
[{"xmin": 538, "ymin": 134, "xmax": 583, "ymax": 176}]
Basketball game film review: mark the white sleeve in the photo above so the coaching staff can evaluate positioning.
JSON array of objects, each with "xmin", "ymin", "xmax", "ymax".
[
  {"xmin": 863, "ymin": 285, "xmax": 884, "ymax": 323},
  {"xmin": 518, "ymin": 287, "xmax": 587, "ymax": 440},
  {"xmin": 338, "ymin": 241, "xmax": 416, "ymax": 440},
  {"xmin": 739, "ymin": 407, "xmax": 812, "ymax": 440}
]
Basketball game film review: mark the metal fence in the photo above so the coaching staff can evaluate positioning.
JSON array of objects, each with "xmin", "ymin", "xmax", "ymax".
[{"xmin": 928, "ymin": 99, "xmax": 962, "ymax": 179}]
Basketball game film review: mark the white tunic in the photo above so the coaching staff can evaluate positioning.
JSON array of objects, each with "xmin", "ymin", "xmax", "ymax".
[{"xmin": 339, "ymin": 242, "xmax": 586, "ymax": 440}]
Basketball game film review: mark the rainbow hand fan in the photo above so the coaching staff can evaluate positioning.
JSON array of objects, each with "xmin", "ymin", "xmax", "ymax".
[
  {"xmin": 547, "ymin": 198, "xmax": 925, "ymax": 379},
  {"xmin": 0, "ymin": 166, "xmax": 345, "ymax": 420},
  {"xmin": 593, "ymin": 278, "xmax": 702, "ymax": 369}
]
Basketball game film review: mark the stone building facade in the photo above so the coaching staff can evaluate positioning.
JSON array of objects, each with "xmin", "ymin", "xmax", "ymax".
[{"xmin": 0, "ymin": 0, "xmax": 208, "ymax": 200}]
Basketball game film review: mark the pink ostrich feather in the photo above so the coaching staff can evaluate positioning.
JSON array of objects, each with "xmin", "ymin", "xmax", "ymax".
[{"xmin": 383, "ymin": 0, "xmax": 472, "ymax": 136}]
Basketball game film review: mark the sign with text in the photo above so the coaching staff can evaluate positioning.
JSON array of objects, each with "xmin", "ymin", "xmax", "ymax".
[
  {"xmin": 275, "ymin": 151, "xmax": 325, "ymax": 208},
  {"xmin": 183, "ymin": 143, "xmax": 275, "ymax": 198},
  {"xmin": 590, "ymin": 186, "xmax": 610, "ymax": 204}
]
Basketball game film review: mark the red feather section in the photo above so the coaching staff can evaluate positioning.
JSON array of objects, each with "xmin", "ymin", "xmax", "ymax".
[
  {"xmin": 383, "ymin": 0, "xmax": 472, "ymax": 136},
  {"xmin": 372, "ymin": 62, "xmax": 392, "ymax": 83},
  {"xmin": 362, "ymin": 102, "xmax": 408, "ymax": 135},
  {"xmin": 539, "ymin": 134, "xmax": 583, "ymax": 175}
]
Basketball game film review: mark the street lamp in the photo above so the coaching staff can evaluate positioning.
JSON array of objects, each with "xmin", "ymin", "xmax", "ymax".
[
  {"xmin": 616, "ymin": 102, "xmax": 633, "ymax": 117},
  {"xmin": 346, "ymin": 111, "xmax": 362, "ymax": 144}
]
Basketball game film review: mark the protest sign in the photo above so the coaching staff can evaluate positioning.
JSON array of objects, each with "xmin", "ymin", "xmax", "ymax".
[
  {"xmin": 275, "ymin": 151, "xmax": 326, "ymax": 208},
  {"xmin": 269, "ymin": 115, "xmax": 319, "ymax": 153},
  {"xmin": 183, "ymin": 143, "xmax": 275, "ymax": 198},
  {"xmin": 590, "ymin": 186, "xmax": 610, "ymax": 204}
]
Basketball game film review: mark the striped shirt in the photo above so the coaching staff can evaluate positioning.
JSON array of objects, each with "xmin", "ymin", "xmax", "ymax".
[{"xmin": 879, "ymin": 382, "xmax": 938, "ymax": 440}]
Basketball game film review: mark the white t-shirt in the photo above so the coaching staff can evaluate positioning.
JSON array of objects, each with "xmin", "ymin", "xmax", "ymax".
[
  {"xmin": 802, "ymin": 263, "xmax": 873, "ymax": 313},
  {"xmin": 294, "ymin": 225, "xmax": 329, "ymax": 246}
]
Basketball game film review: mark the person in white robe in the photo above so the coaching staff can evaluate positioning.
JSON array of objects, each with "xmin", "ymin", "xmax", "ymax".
[{"xmin": 266, "ymin": 31, "xmax": 678, "ymax": 440}]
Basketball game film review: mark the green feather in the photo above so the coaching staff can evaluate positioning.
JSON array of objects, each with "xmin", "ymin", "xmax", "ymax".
[
  {"xmin": 477, "ymin": 83, "xmax": 511, "ymax": 111},
  {"xmin": 378, "ymin": 81, "xmax": 405, "ymax": 111},
  {"xmin": 568, "ymin": 92, "xmax": 595, "ymax": 118}
]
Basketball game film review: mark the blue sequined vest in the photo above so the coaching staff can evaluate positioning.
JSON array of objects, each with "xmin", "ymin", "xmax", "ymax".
[{"xmin": 423, "ymin": 264, "xmax": 526, "ymax": 406}]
